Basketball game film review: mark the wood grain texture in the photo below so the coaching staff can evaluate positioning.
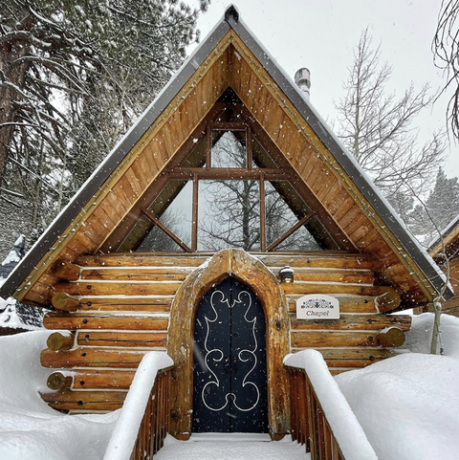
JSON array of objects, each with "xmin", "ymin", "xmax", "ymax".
[
  {"xmin": 44, "ymin": 312, "xmax": 168, "ymax": 331},
  {"xmin": 168, "ymin": 249, "xmax": 290, "ymax": 439}
]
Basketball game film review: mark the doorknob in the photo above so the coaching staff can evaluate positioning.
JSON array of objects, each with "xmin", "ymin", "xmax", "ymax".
[{"xmin": 233, "ymin": 355, "xmax": 238, "ymax": 372}]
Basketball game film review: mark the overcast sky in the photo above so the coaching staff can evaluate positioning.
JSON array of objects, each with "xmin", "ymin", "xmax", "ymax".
[{"xmin": 188, "ymin": 0, "xmax": 459, "ymax": 179}]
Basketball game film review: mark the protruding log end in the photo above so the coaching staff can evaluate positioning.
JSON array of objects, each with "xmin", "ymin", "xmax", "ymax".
[
  {"xmin": 376, "ymin": 289, "xmax": 401, "ymax": 312},
  {"xmin": 47, "ymin": 332, "xmax": 74, "ymax": 351},
  {"xmin": 47, "ymin": 372, "xmax": 72, "ymax": 391},
  {"xmin": 377, "ymin": 327, "xmax": 405, "ymax": 347},
  {"xmin": 50, "ymin": 259, "xmax": 80, "ymax": 281},
  {"xmin": 51, "ymin": 292, "xmax": 79, "ymax": 312}
]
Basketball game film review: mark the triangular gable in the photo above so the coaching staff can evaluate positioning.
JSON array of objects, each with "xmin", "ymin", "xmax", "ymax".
[{"xmin": 0, "ymin": 6, "xmax": 452, "ymax": 308}]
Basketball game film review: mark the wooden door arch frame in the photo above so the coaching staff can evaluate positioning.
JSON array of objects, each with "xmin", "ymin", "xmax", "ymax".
[{"xmin": 168, "ymin": 248, "xmax": 290, "ymax": 440}]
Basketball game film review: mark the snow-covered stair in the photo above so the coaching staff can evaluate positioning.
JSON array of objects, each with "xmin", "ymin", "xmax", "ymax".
[{"xmin": 154, "ymin": 433, "xmax": 310, "ymax": 460}]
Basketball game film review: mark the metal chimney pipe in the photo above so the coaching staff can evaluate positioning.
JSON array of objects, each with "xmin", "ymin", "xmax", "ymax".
[{"xmin": 294, "ymin": 68, "xmax": 311, "ymax": 101}]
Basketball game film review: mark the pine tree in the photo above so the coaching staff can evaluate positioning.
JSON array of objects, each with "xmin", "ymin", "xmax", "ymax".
[
  {"xmin": 0, "ymin": 0, "xmax": 209, "ymax": 257},
  {"xmin": 410, "ymin": 167, "xmax": 459, "ymax": 242}
]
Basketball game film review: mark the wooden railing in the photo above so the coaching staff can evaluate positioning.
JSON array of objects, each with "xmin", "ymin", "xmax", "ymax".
[
  {"xmin": 285, "ymin": 350, "xmax": 378, "ymax": 460},
  {"xmin": 103, "ymin": 352, "xmax": 174, "ymax": 460}
]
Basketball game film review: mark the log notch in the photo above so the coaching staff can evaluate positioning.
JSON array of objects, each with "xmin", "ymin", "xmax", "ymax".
[
  {"xmin": 377, "ymin": 327, "xmax": 406, "ymax": 347},
  {"xmin": 49, "ymin": 259, "xmax": 80, "ymax": 281},
  {"xmin": 40, "ymin": 251, "xmax": 411, "ymax": 420},
  {"xmin": 47, "ymin": 332, "xmax": 74, "ymax": 351},
  {"xmin": 51, "ymin": 292, "xmax": 79, "ymax": 312},
  {"xmin": 47, "ymin": 372, "xmax": 72, "ymax": 391}
]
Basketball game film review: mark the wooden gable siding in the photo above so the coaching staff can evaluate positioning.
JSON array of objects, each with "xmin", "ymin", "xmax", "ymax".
[
  {"xmin": 15, "ymin": 30, "xmax": 437, "ymax": 308},
  {"xmin": 226, "ymin": 36, "xmax": 436, "ymax": 305},
  {"xmin": 40, "ymin": 252, "xmax": 410, "ymax": 413},
  {"xmin": 20, "ymin": 38, "xmax": 233, "ymax": 306}
]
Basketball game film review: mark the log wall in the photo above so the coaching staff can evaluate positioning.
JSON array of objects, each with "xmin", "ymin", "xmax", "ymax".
[{"xmin": 40, "ymin": 252, "xmax": 411, "ymax": 414}]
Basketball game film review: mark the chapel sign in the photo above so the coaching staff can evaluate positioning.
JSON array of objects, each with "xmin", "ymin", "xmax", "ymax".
[{"xmin": 296, "ymin": 294, "xmax": 340, "ymax": 320}]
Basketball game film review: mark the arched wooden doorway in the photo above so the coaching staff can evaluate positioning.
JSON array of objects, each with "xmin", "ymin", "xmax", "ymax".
[
  {"xmin": 193, "ymin": 277, "xmax": 268, "ymax": 433},
  {"xmin": 168, "ymin": 249, "xmax": 289, "ymax": 439}
]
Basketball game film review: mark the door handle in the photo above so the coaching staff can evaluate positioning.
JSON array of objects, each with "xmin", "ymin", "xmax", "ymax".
[{"xmin": 233, "ymin": 355, "xmax": 238, "ymax": 373}]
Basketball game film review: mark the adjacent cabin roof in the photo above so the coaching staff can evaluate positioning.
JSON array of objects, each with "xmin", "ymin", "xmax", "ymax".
[
  {"xmin": 429, "ymin": 213, "xmax": 459, "ymax": 259},
  {"xmin": 0, "ymin": 236, "xmax": 44, "ymax": 331},
  {"xmin": 0, "ymin": 6, "xmax": 452, "ymax": 309}
]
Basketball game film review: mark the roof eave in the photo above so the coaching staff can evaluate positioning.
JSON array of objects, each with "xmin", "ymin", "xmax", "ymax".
[
  {"xmin": 0, "ymin": 17, "xmax": 232, "ymax": 301},
  {"xmin": 227, "ymin": 11, "xmax": 453, "ymax": 301}
]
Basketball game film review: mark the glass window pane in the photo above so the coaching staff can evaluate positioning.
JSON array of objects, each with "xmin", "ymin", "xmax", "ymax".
[
  {"xmin": 306, "ymin": 216, "xmax": 339, "ymax": 250},
  {"xmin": 198, "ymin": 179, "xmax": 260, "ymax": 251},
  {"xmin": 274, "ymin": 225, "xmax": 321, "ymax": 251},
  {"xmin": 252, "ymin": 136, "xmax": 278, "ymax": 169},
  {"xmin": 146, "ymin": 180, "xmax": 192, "ymax": 248},
  {"xmin": 182, "ymin": 136, "xmax": 207, "ymax": 168},
  {"xmin": 265, "ymin": 180, "xmax": 317, "ymax": 250},
  {"xmin": 211, "ymin": 130, "xmax": 247, "ymax": 168},
  {"xmin": 136, "ymin": 218, "xmax": 185, "ymax": 252}
]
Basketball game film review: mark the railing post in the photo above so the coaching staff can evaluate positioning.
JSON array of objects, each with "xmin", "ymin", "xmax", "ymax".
[{"xmin": 285, "ymin": 350, "xmax": 378, "ymax": 460}]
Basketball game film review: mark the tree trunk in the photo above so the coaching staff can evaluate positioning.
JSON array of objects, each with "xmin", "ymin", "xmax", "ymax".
[{"xmin": 0, "ymin": 13, "xmax": 33, "ymax": 188}]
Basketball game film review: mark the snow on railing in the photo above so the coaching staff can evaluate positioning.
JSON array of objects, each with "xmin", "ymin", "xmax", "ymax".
[
  {"xmin": 103, "ymin": 352, "xmax": 174, "ymax": 460},
  {"xmin": 284, "ymin": 350, "xmax": 378, "ymax": 460}
]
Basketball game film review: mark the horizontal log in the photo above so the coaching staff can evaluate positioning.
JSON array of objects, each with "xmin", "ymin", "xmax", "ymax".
[
  {"xmin": 272, "ymin": 268, "xmax": 374, "ymax": 284},
  {"xmin": 80, "ymin": 267, "xmax": 193, "ymax": 281},
  {"xmin": 323, "ymin": 359, "xmax": 385, "ymax": 368},
  {"xmin": 72, "ymin": 370, "xmax": 135, "ymax": 390},
  {"xmin": 47, "ymin": 332, "xmax": 75, "ymax": 351},
  {"xmin": 41, "ymin": 348, "xmax": 147, "ymax": 369},
  {"xmin": 258, "ymin": 254, "xmax": 376, "ymax": 270},
  {"xmin": 291, "ymin": 331, "xmax": 397, "ymax": 348},
  {"xmin": 319, "ymin": 347, "xmax": 395, "ymax": 359},
  {"xmin": 53, "ymin": 281, "xmax": 181, "ymax": 297},
  {"xmin": 51, "ymin": 292, "xmax": 80, "ymax": 312},
  {"xmin": 40, "ymin": 388, "xmax": 126, "ymax": 411},
  {"xmin": 77, "ymin": 331, "xmax": 167, "ymax": 348},
  {"xmin": 288, "ymin": 296, "xmax": 378, "ymax": 314},
  {"xmin": 290, "ymin": 314, "xmax": 411, "ymax": 331},
  {"xmin": 329, "ymin": 369, "xmax": 350, "ymax": 376},
  {"xmin": 44, "ymin": 312, "xmax": 168, "ymax": 331},
  {"xmin": 49, "ymin": 259, "xmax": 80, "ymax": 281},
  {"xmin": 75, "ymin": 254, "xmax": 209, "ymax": 267},
  {"xmin": 377, "ymin": 327, "xmax": 405, "ymax": 347},
  {"xmin": 283, "ymin": 283, "xmax": 400, "ymax": 311},
  {"xmin": 47, "ymin": 372, "xmax": 72, "ymax": 391},
  {"xmin": 77, "ymin": 296, "xmax": 173, "ymax": 312}
]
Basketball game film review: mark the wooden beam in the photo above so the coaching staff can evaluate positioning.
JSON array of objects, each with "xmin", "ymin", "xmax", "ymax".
[
  {"xmin": 51, "ymin": 292, "xmax": 79, "ymax": 312},
  {"xmin": 267, "ymin": 213, "xmax": 315, "ymax": 251},
  {"xmin": 44, "ymin": 312, "xmax": 169, "ymax": 331},
  {"xmin": 377, "ymin": 327, "xmax": 405, "ymax": 347},
  {"xmin": 47, "ymin": 332, "xmax": 75, "ymax": 351},
  {"xmin": 142, "ymin": 208, "xmax": 192, "ymax": 253},
  {"xmin": 49, "ymin": 259, "xmax": 80, "ymax": 281}
]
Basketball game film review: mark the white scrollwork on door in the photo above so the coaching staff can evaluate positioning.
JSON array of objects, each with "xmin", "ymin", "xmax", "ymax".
[{"xmin": 201, "ymin": 289, "xmax": 260, "ymax": 413}]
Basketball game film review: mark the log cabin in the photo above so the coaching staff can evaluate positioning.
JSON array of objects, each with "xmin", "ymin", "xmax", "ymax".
[
  {"xmin": 0, "ymin": 5, "xmax": 453, "ymax": 444},
  {"xmin": 429, "ymin": 214, "xmax": 459, "ymax": 317}
]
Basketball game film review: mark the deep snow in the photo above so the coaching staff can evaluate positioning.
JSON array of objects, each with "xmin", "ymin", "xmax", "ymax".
[
  {"xmin": 0, "ymin": 331, "xmax": 117, "ymax": 460},
  {"xmin": 335, "ymin": 313, "xmax": 459, "ymax": 460},
  {"xmin": 0, "ymin": 314, "xmax": 458, "ymax": 459}
]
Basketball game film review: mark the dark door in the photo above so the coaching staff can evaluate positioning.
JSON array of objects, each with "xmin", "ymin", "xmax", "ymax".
[{"xmin": 193, "ymin": 277, "xmax": 268, "ymax": 433}]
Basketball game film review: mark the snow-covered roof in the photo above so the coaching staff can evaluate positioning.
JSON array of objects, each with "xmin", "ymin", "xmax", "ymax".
[
  {"xmin": 0, "ymin": 5, "xmax": 453, "ymax": 305},
  {"xmin": 0, "ymin": 236, "xmax": 43, "ymax": 331}
]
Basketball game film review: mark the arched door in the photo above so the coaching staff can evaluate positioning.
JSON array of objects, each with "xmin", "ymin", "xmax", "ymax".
[{"xmin": 193, "ymin": 277, "xmax": 268, "ymax": 433}]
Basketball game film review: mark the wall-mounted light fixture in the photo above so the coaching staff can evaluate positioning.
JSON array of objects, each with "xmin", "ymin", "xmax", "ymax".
[{"xmin": 279, "ymin": 266, "xmax": 294, "ymax": 283}]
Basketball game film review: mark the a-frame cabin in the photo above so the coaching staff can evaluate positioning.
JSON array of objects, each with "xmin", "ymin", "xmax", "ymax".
[{"xmin": 0, "ymin": 6, "xmax": 453, "ymax": 443}]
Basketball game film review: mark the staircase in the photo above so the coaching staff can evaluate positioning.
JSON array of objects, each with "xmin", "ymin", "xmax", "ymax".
[{"xmin": 154, "ymin": 434, "xmax": 309, "ymax": 460}]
